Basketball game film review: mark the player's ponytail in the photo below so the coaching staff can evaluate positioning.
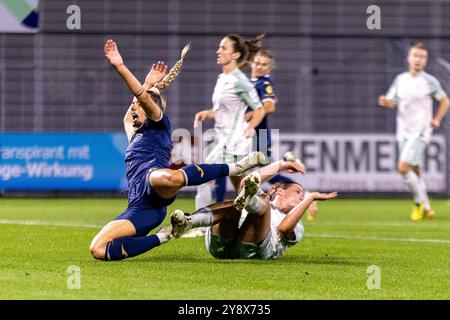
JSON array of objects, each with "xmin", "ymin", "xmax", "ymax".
[
  {"xmin": 154, "ymin": 42, "xmax": 191, "ymax": 90},
  {"xmin": 226, "ymin": 33, "xmax": 265, "ymax": 69}
]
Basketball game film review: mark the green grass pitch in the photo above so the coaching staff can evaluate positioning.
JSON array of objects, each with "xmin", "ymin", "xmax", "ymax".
[{"xmin": 0, "ymin": 197, "xmax": 449, "ymax": 299}]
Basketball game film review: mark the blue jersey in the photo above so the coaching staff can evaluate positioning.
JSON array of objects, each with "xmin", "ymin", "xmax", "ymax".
[
  {"xmin": 248, "ymin": 75, "xmax": 276, "ymax": 130},
  {"xmin": 247, "ymin": 75, "xmax": 276, "ymax": 155},
  {"xmin": 124, "ymin": 114, "xmax": 172, "ymax": 188}
]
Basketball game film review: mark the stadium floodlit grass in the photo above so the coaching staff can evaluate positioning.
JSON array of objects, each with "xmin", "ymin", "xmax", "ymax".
[{"xmin": 0, "ymin": 197, "xmax": 449, "ymax": 300}]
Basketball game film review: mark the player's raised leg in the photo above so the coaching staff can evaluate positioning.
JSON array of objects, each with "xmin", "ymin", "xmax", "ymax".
[{"xmin": 149, "ymin": 151, "xmax": 266, "ymax": 199}]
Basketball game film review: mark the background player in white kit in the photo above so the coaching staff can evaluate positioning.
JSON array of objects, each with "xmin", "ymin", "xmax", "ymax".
[
  {"xmin": 194, "ymin": 34, "xmax": 266, "ymax": 211},
  {"xmin": 378, "ymin": 42, "xmax": 449, "ymax": 221}
]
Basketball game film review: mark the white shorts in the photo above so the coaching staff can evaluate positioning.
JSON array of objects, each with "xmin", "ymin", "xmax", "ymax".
[
  {"xmin": 397, "ymin": 138, "xmax": 427, "ymax": 167},
  {"xmin": 205, "ymin": 143, "xmax": 246, "ymax": 164}
]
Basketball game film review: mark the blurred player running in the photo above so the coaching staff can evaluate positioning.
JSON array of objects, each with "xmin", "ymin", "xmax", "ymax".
[
  {"xmin": 378, "ymin": 42, "xmax": 449, "ymax": 221},
  {"xmin": 193, "ymin": 34, "xmax": 266, "ymax": 213}
]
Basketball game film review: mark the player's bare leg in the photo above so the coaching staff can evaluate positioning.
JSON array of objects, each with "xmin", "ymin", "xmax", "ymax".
[
  {"xmin": 238, "ymin": 201, "xmax": 272, "ymax": 245},
  {"xmin": 90, "ymin": 220, "xmax": 137, "ymax": 260}
]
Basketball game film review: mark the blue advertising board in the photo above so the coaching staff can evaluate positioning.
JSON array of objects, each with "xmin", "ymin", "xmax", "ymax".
[{"xmin": 0, "ymin": 133, "xmax": 128, "ymax": 190}]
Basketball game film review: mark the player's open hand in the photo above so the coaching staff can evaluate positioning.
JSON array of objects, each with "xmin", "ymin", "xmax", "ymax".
[
  {"xmin": 310, "ymin": 191, "xmax": 338, "ymax": 201},
  {"xmin": 195, "ymin": 110, "xmax": 212, "ymax": 122},
  {"xmin": 145, "ymin": 61, "xmax": 168, "ymax": 87},
  {"xmin": 280, "ymin": 160, "xmax": 306, "ymax": 174},
  {"xmin": 104, "ymin": 39, "xmax": 124, "ymax": 68},
  {"xmin": 377, "ymin": 95, "xmax": 387, "ymax": 107}
]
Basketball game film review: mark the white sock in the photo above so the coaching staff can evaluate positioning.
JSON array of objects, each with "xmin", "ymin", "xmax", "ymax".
[
  {"xmin": 227, "ymin": 163, "xmax": 240, "ymax": 176},
  {"xmin": 156, "ymin": 231, "xmax": 170, "ymax": 244},
  {"xmin": 227, "ymin": 153, "xmax": 261, "ymax": 176},
  {"xmin": 245, "ymin": 196, "xmax": 266, "ymax": 215},
  {"xmin": 190, "ymin": 208, "xmax": 214, "ymax": 228},
  {"xmin": 195, "ymin": 183, "xmax": 213, "ymax": 210},
  {"xmin": 403, "ymin": 170, "xmax": 422, "ymax": 204},
  {"xmin": 418, "ymin": 177, "xmax": 431, "ymax": 211}
]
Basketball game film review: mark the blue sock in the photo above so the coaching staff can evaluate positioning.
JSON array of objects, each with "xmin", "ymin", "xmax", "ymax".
[
  {"xmin": 268, "ymin": 174, "xmax": 293, "ymax": 185},
  {"xmin": 214, "ymin": 177, "xmax": 227, "ymax": 202},
  {"xmin": 105, "ymin": 235, "xmax": 161, "ymax": 261},
  {"xmin": 181, "ymin": 164, "xmax": 229, "ymax": 186}
]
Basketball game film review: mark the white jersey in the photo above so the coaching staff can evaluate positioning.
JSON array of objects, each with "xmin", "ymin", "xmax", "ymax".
[
  {"xmin": 239, "ymin": 204, "xmax": 305, "ymax": 259},
  {"xmin": 212, "ymin": 68, "xmax": 262, "ymax": 155},
  {"xmin": 386, "ymin": 71, "xmax": 447, "ymax": 142}
]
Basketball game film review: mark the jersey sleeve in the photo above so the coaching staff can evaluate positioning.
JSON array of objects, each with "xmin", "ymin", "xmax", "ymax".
[
  {"xmin": 281, "ymin": 222, "xmax": 305, "ymax": 247},
  {"xmin": 428, "ymin": 77, "xmax": 448, "ymax": 101},
  {"xmin": 259, "ymin": 79, "xmax": 276, "ymax": 103},
  {"xmin": 386, "ymin": 75, "xmax": 399, "ymax": 103},
  {"xmin": 236, "ymin": 78, "xmax": 262, "ymax": 110}
]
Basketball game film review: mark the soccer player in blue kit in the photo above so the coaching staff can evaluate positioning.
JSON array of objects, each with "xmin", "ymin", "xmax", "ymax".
[{"xmin": 89, "ymin": 39, "xmax": 265, "ymax": 261}]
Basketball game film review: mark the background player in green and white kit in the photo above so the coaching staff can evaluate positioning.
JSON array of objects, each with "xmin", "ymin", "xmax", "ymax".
[
  {"xmin": 194, "ymin": 34, "xmax": 266, "ymax": 211},
  {"xmin": 378, "ymin": 42, "xmax": 449, "ymax": 221}
]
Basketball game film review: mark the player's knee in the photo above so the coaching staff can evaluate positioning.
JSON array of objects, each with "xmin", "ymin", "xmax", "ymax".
[
  {"xmin": 397, "ymin": 162, "xmax": 410, "ymax": 175},
  {"xmin": 90, "ymin": 240, "xmax": 107, "ymax": 260},
  {"xmin": 149, "ymin": 170, "xmax": 182, "ymax": 188}
]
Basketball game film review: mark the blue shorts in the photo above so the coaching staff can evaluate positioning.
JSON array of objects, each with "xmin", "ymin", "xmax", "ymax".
[{"xmin": 115, "ymin": 169, "xmax": 176, "ymax": 236}]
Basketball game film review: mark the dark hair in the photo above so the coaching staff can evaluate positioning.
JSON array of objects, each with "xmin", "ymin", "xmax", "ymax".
[
  {"xmin": 267, "ymin": 181, "xmax": 304, "ymax": 201},
  {"xmin": 410, "ymin": 42, "xmax": 427, "ymax": 52},
  {"xmin": 226, "ymin": 33, "xmax": 265, "ymax": 69}
]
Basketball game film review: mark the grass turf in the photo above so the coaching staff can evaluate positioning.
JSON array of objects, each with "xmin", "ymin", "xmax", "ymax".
[{"xmin": 0, "ymin": 197, "xmax": 449, "ymax": 299}]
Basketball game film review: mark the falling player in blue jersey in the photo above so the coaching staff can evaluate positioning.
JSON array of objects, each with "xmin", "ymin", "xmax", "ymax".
[{"xmin": 89, "ymin": 39, "xmax": 265, "ymax": 261}]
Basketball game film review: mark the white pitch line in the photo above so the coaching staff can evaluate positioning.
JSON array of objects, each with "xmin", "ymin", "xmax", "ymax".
[
  {"xmin": 306, "ymin": 233, "xmax": 450, "ymax": 244},
  {"xmin": 1, "ymin": 219, "xmax": 449, "ymax": 244},
  {"xmin": 0, "ymin": 219, "xmax": 102, "ymax": 229},
  {"xmin": 306, "ymin": 221, "xmax": 450, "ymax": 228}
]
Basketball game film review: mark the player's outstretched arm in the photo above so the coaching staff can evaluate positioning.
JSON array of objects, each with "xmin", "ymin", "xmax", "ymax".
[
  {"xmin": 277, "ymin": 191, "xmax": 338, "ymax": 240},
  {"xmin": 377, "ymin": 95, "xmax": 396, "ymax": 109},
  {"xmin": 257, "ymin": 160, "xmax": 305, "ymax": 183},
  {"xmin": 431, "ymin": 96, "xmax": 449, "ymax": 128},
  {"xmin": 104, "ymin": 39, "xmax": 162, "ymax": 120}
]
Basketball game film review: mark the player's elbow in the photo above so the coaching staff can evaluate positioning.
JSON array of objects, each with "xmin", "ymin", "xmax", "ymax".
[
  {"xmin": 266, "ymin": 106, "xmax": 276, "ymax": 115},
  {"xmin": 277, "ymin": 227, "xmax": 295, "ymax": 241},
  {"xmin": 277, "ymin": 225, "xmax": 291, "ymax": 236},
  {"xmin": 263, "ymin": 101, "xmax": 276, "ymax": 114}
]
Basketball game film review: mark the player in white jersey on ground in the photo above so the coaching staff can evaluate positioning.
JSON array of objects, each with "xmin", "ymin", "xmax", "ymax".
[
  {"xmin": 169, "ymin": 159, "xmax": 337, "ymax": 260},
  {"xmin": 378, "ymin": 42, "xmax": 449, "ymax": 221},
  {"xmin": 194, "ymin": 34, "xmax": 266, "ymax": 212}
]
